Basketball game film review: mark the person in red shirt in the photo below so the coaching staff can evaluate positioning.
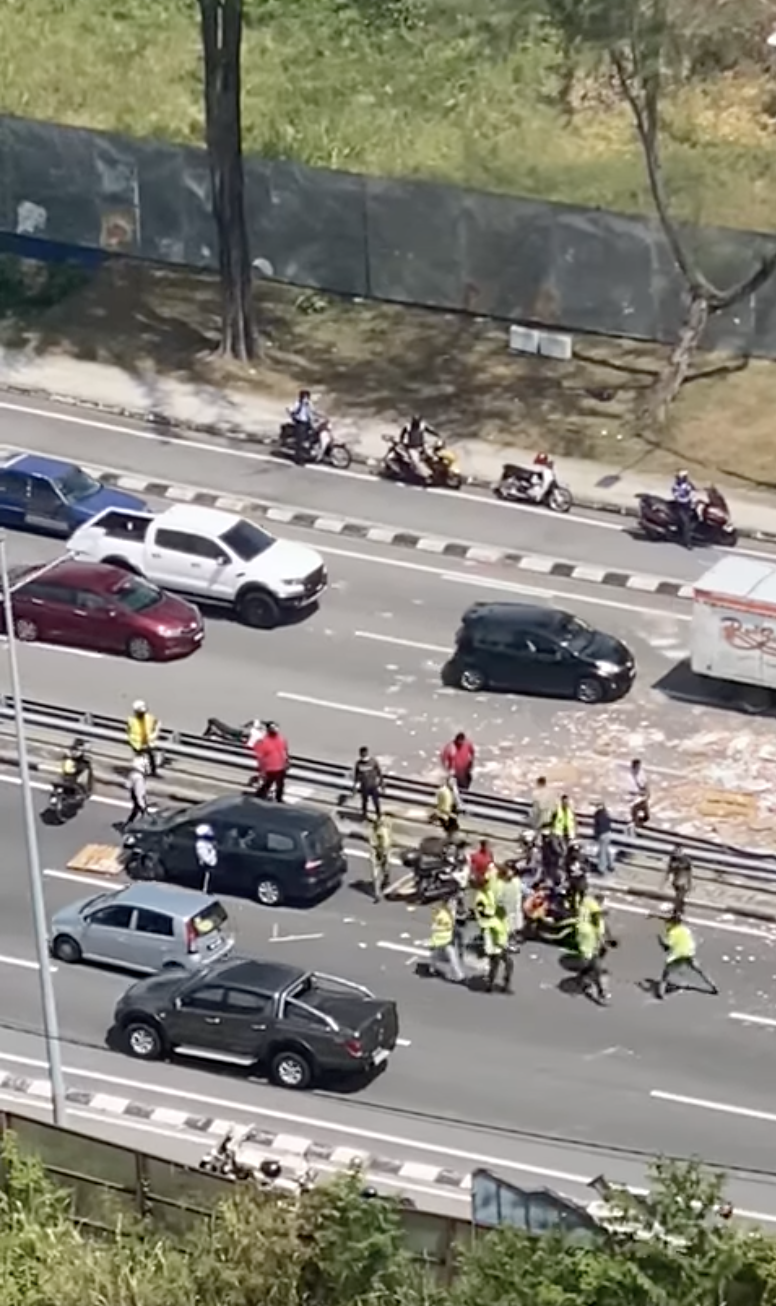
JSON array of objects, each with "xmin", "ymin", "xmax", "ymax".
[
  {"xmin": 470, "ymin": 839, "xmax": 494, "ymax": 886},
  {"xmin": 252, "ymin": 722, "xmax": 289, "ymax": 802},
  {"xmin": 441, "ymin": 732, "xmax": 475, "ymax": 792}
]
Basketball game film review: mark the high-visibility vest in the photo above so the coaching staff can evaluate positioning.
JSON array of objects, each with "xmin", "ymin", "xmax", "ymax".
[
  {"xmin": 576, "ymin": 918, "xmax": 597, "ymax": 960},
  {"xmin": 665, "ymin": 922, "xmax": 695, "ymax": 962},
  {"xmin": 483, "ymin": 915, "xmax": 509, "ymax": 955},
  {"xmin": 370, "ymin": 821, "xmax": 392, "ymax": 854},
  {"xmin": 435, "ymin": 784, "xmax": 455, "ymax": 817},
  {"xmin": 552, "ymin": 805, "xmax": 575, "ymax": 838},
  {"xmin": 127, "ymin": 712, "xmax": 158, "ymax": 751},
  {"xmin": 474, "ymin": 885, "xmax": 496, "ymax": 926},
  {"xmin": 577, "ymin": 895, "xmax": 600, "ymax": 929},
  {"xmin": 430, "ymin": 905, "xmax": 454, "ymax": 949}
]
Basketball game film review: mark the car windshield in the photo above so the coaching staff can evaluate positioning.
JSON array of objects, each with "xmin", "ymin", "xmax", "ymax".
[
  {"xmin": 55, "ymin": 466, "xmax": 102, "ymax": 503},
  {"xmin": 220, "ymin": 519, "xmax": 275, "ymax": 561},
  {"xmin": 553, "ymin": 614, "xmax": 593, "ymax": 652},
  {"xmin": 111, "ymin": 577, "xmax": 163, "ymax": 613}
]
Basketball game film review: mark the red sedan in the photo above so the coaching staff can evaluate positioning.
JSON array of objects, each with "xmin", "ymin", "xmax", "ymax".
[{"xmin": 1, "ymin": 559, "xmax": 204, "ymax": 661}]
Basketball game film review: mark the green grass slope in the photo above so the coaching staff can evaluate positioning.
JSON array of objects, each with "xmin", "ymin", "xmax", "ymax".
[{"xmin": 1, "ymin": 0, "xmax": 775, "ymax": 230}]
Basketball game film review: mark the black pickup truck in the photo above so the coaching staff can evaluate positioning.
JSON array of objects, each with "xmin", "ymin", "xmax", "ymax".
[{"xmin": 111, "ymin": 956, "xmax": 399, "ymax": 1090}]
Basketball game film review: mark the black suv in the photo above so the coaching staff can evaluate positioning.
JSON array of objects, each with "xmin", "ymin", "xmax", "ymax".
[
  {"xmin": 112, "ymin": 956, "xmax": 399, "ymax": 1090},
  {"xmin": 448, "ymin": 602, "xmax": 635, "ymax": 703},
  {"xmin": 122, "ymin": 794, "xmax": 346, "ymax": 907}
]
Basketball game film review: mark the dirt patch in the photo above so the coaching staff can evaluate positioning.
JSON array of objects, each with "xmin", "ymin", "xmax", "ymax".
[{"xmin": 3, "ymin": 258, "xmax": 776, "ymax": 491}]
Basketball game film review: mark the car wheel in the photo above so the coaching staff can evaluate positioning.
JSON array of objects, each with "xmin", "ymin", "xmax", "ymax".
[
  {"xmin": 127, "ymin": 635, "xmax": 155, "ymax": 661},
  {"xmin": 576, "ymin": 676, "xmax": 604, "ymax": 704},
  {"xmin": 122, "ymin": 1020, "xmax": 164, "ymax": 1061},
  {"xmin": 255, "ymin": 876, "xmax": 283, "ymax": 907},
  {"xmin": 459, "ymin": 667, "xmax": 486, "ymax": 692},
  {"xmin": 237, "ymin": 589, "xmax": 280, "ymax": 630},
  {"xmin": 269, "ymin": 1048, "xmax": 313, "ymax": 1090},
  {"xmin": 15, "ymin": 618, "xmax": 39, "ymax": 642},
  {"xmin": 51, "ymin": 934, "xmax": 82, "ymax": 964}
]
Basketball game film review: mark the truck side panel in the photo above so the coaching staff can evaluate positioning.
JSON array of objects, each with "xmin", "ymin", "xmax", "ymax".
[{"xmin": 691, "ymin": 596, "xmax": 776, "ymax": 688}]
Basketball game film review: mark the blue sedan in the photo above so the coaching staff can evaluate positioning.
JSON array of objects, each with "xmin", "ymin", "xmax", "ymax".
[{"xmin": 0, "ymin": 454, "xmax": 147, "ymax": 536}]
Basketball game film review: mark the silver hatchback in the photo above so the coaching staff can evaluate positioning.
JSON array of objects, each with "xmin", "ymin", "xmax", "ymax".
[{"xmin": 49, "ymin": 882, "xmax": 234, "ymax": 974}]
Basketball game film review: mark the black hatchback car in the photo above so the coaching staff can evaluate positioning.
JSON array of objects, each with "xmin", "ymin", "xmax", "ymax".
[
  {"xmin": 122, "ymin": 794, "xmax": 347, "ymax": 907},
  {"xmin": 447, "ymin": 602, "xmax": 635, "ymax": 703}
]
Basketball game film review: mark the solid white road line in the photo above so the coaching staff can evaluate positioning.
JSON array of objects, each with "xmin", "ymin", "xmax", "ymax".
[
  {"xmin": 650, "ymin": 1089, "xmax": 776, "ymax": 1124},
  {"xmin": 377, "ymin": 940, "xmax": 429, "ymax": 956},
  {"xmin": 610, "ymin": 900, "xmax": 776, "ymax": 939},
  {"xmin": 0, "ymin": 954, "xmax": 57, "ymax": 972},
  {"xmin": 276, "ymin": 691, "xmax": 399, "ymax": 720},
  {"xmin": 0, "ymin": 1048, "xmax": 602, "ymax": 1187},
  {"xmin": 730, "ymin": 1012, "xmax": 776, "ymax": 1029},
  {"xmin": 43, "ymin": 868, "xmax": 122, "ymax": 887},
  {"xmin": 354, "ymin": 630, "xmax": 449, "ymax": 654},
  {"xmin": 0, "ymin": 636, "xmax": 103, "ymax": 659},
  {"xmin": 442, "ymin": 570, "xmax": 693, "ymax": 620}
]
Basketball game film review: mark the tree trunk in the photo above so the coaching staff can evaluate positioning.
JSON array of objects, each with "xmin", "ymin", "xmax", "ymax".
[
  {"xmin": 199, "ymin": 0, "xmax": 256, "ymax": 361},
  {"xmin": 649, "ymin": 293, "xmax": 709, "ymax": 425}
]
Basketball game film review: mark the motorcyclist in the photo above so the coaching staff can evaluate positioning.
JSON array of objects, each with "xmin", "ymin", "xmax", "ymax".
[
  {"xmin": 398, "ymin": 415, "xmax": 430, "ymax": 480},
  {"xmin": 670, "ymin": 469, "xmax": 696, "ymax": 548},
  {"xmin": 528, "ymin": 452, "xmax": 556, "ymax": 503},
  {"xmin": 288, "ymin": 389, "xmax": 330, "ymax": 464},
  {"xmin": 56, "ymin": 737, "xmax": 93, "ymax": 802}
]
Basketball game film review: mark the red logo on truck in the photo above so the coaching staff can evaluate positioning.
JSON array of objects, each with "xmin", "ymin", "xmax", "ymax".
[{"xmin": 721, "ymin": 617, "xmax": 776, "ymax": 658}]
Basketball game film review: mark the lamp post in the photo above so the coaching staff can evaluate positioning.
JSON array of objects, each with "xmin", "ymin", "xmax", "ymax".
[{"xmin": 0, "ymin": 537, "xmax": 66, "ymax": 1124}]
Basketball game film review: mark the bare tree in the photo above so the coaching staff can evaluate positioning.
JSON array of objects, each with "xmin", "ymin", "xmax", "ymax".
[
  {"xmin": 546, "ymin": 0, "xmax": 776, "ymax": 420},
  {"xmin": 198, "ymin": 0, "xmax": 256, "ymax": 361}
]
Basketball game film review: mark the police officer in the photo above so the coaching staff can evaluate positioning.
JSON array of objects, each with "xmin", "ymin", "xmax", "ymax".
[
  {"xmin": 657, "ymin": 914, "xmax": 717, "ymax": 1000},
  {"xmin": 482, "ymin": 904, "xmax": 513, "ymax": 993},
  {"xmin": 428, "ymin": 899, "xmax": 465, "ymax": 983}
]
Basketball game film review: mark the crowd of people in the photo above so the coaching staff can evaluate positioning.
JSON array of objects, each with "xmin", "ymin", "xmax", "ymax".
[{"xmin": 52, "ymin": 703, "xmax": 712, "ymax": 1007}]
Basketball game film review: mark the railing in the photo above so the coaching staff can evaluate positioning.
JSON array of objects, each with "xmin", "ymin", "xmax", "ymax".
[
  {"xmin": 1, "ymin": 694, "xmax": 775, "ymax": 882},
  {"xmin": 0, "ymin": 1110, "xmax": 466, "ymax": 1272}
]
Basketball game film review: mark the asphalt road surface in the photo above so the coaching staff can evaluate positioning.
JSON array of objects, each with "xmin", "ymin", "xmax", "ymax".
[
  {"xmin": 1, "ymin": 782, "xmax": 776, "ymax": 1217},
  {"xmin": 2, "ymin": 393, "xmax": 776, "ymax": 584},
  {"xmin": 0, "ymin": 518, "xmax": 766, "ymax": 838}
]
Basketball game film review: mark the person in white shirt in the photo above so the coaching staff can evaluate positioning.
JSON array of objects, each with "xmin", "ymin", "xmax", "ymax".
[
  {"xmin": 627, "ymin": 758, "xmax": 650, "ymax": 837},
  {"xmin": 195, "ymin": 823, "xmax": 219, "ymax": 893},
  {"xmin": 126, "ymin": 756, "xmax": 148, "ymax": 827}
]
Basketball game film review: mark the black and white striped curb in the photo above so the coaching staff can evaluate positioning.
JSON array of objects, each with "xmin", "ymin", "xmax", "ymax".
[
  {"xmin": 0, "ymin": 1071, "xmax": 472, "ymax": 1193},
  {"xmin": 95, "ymin": 468, "xmax": 694, "ymax": 601}
]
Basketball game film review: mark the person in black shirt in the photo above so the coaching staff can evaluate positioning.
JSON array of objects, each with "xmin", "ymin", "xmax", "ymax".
[
  {"xmin": 593, "ymin": 800, "xmax": 614, "ymax": 875},
  {"xmin": 352, "ymin": 746, "xmax": 383, "ymax": 819},
  {"xmin": 666, "ymin": 845, "xmax": 692, "ymax": 913}
]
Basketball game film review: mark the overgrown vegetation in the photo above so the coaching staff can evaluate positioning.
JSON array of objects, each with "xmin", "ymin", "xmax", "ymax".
[
  {"xmin": 2, "ymin": 1134, "xmax": 776, "ymax": 1306},
  {"xmin": 2, "ymin": 0, "xmax": 776, "ymax": 230}
]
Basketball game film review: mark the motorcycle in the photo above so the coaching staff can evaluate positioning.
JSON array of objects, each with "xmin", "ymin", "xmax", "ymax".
[
  {"xmin": 379, "ymin": 434, "xmax": 463, "ymax": 490},
  {"xmin": 46, "ymin": 777, "xmax": 88, "ymax": 824},
  {"xmin": 401, "ymin": 842, "xmax": 467, "ymax": 902},
  {"xmin": 277, "ymin": 419, "xmax": 352, "ymax": 470},
  {"xmin": 637, "ymin": 486, "xmax": 738, "ymax": 547},
  {"xmin": 494, "ymin": 462, "xmax": 573, "ymax": 513},
  {"xmin": 200, "ymin": 1130, "xmax": 318, "ymax": 1194}
]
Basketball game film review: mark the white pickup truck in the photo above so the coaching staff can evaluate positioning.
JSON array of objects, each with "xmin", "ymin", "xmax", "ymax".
[{"xmin": 66, "ymin": 504, "xmax": 327, "ymax": 628}]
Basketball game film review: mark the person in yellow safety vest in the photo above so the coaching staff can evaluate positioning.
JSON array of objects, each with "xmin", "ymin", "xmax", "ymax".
[
  {"xmin": 428, "ymin": 899, "xmax": 465, "ymax": 983},
  {"xmin": 551, "ymin": 793, "xmax": 576, "ymax": 842},
  {"xmin": 434, "ymin": 777, "xmax": 460, "ymax": 835},
  {"xmin": 574, "ymin": 905, "xmax": 609, "ymax": 1004},
  {"xmin": 657, "ymin": 915, "xmax": 718, "ymax": 1000},
  {"xmin": 483, "ymin": 905, "xmax": 513, "ymax": 993},
  {"xmin": 369, "ymin": 814, "xmax": 393, "ymax": 902},
  {"xmin": 474, "ymin": 879, "xmax": 497, "ymax": 931},
  {"xmin": 126, "ymin": 700, "xmax": 160, "ymax": 775},
  {"xmin": 496, "ymin": 863, "xmax": 523, "ymax": 945}
]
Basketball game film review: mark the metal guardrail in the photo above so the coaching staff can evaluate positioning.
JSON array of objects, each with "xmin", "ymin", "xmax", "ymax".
[{"xmin": 2, "ymin": 695, "xmax": 776, "ymax": 881}]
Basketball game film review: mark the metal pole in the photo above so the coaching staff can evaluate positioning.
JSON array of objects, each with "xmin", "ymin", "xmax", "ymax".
[{"xmin": 0, "ymin": 536, "xmax": 66, "ymax": 1123}]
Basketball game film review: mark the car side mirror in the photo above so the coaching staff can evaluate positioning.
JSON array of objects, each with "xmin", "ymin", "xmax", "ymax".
[{"xmin": 216, "ymin": 553, "xmax": 229, "ymax": 565}]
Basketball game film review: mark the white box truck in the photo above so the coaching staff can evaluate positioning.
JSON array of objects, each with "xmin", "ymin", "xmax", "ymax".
[{"xmin": 691, "ymin": 555, "xmax": 776, "ymax": 690}]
